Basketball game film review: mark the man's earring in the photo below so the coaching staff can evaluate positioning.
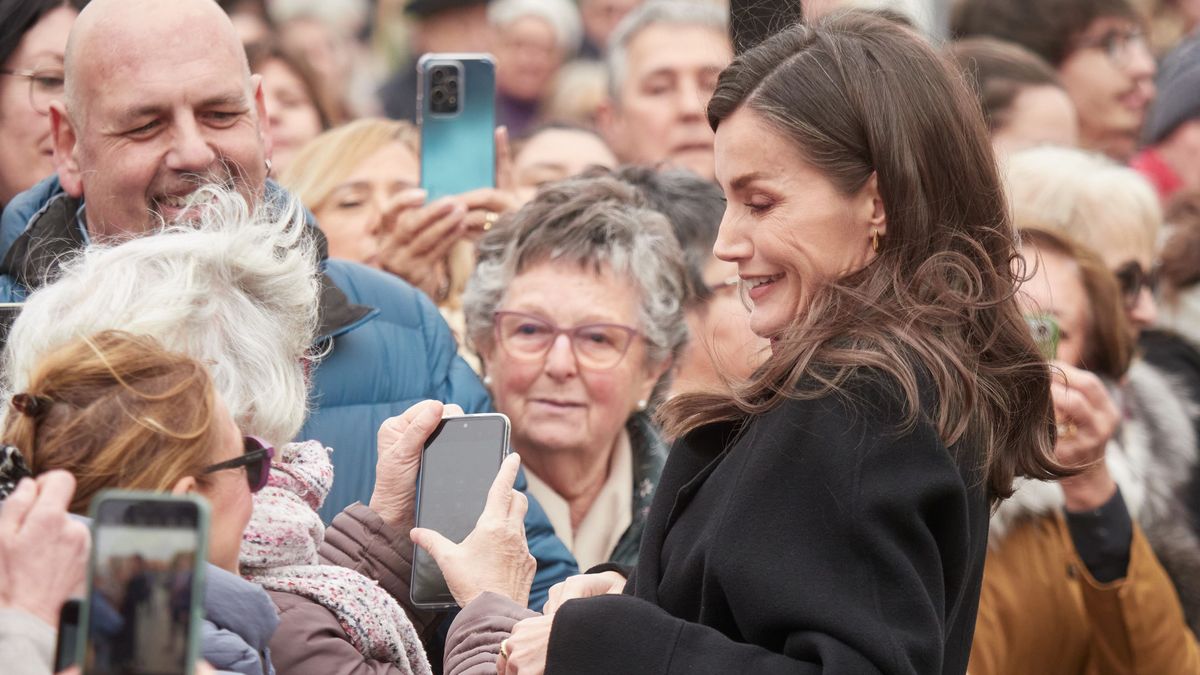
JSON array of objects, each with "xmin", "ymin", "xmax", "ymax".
[{"xmin": 265, "ymin": 158, "xmax": 273, "ymax": 175}]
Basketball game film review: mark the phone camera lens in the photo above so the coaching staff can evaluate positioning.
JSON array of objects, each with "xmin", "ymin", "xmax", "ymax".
[
  {"xmin": 432, "ymin": 69, "xmax": 446, "ymax": 84},
  {"xmin": 448, "ymin": 96, "xmax": 458, "ymax": 105},
  {"xmin": 431, "ymin": 89, "xmax": 445, "ymax": 104}
]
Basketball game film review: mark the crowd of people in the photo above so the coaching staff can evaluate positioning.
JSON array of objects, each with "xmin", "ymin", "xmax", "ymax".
[{"xmin": 2, "ymin": 0, "xmax": 1200, "ymax": 673}]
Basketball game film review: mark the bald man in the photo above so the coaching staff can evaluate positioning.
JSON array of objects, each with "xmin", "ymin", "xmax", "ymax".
[{"xmin": 0, "ymin": 0, "xmax": 577, "ymax": 608}]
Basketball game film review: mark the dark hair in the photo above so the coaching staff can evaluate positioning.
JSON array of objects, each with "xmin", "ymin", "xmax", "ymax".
[
  {"xmin": 1160, "ymin": 191, "xmax": 1200, "ymax": 292},
  {"xmin": 948, "ymin": 37, "xmax": 1064, "ymax": 132},
  {"xmin": 603, "ymin": 165, "xmax": 726, "ymax": 307},
  {"xmin": 0, "ymin": 0, "xmax": 87, "ymax": 69},
  {"xmin": 1019, "ymin": 228, "xmax": 1133, "ymax": 380},
  {"xmin": 952, "ymin": 0, "xmax": 1140, "ymax": 67},
  {"xmin": 245, "ymin": 40, "xmax": 342, "ymax": 129},
  {"xmin": 662, "ymin": 11, "xmax": 1068, "ymax": 502}
]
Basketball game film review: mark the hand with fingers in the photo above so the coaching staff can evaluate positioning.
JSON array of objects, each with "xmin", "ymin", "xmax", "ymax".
[
  {"xmin": 376, "ymin": 189, "xmax": 469, "ymax": 299},
  {"xmin": 410, "ymin": 453, "xmax": 536, "ymax": 608},
  {"xmin": 496, "ymin": 613, "xmax": 553, "ymax": 675},
  {"xmin": 0, "ymin": 470, "xmax": 90, "ymax": 627},
  {"xmin": 369, "ymin": 400, "xmax": 466, "ymax": 528},
  {"xmin": 542, "ymin": 570, "xmax": 627, "ymax": 616},
  {"xmin": 1049, "ymin": 361, "xmax": 1122, "ymax": 512}
]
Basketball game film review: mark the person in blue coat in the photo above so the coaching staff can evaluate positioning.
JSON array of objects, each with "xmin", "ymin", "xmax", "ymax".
[{"xmin": 0, "ymin": 0, "xmax": 576, "ymax": 609}]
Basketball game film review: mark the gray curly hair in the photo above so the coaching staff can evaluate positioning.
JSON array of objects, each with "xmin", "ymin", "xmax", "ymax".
[{"xmin": 463, "ymin": 174, "xmax": 689, "ymax": 402}]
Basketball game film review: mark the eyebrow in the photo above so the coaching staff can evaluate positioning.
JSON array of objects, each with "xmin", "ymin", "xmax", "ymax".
[
  {"xmin": 116, "ymin": 93, "xmax": 249, "ymax": 122},
  {"xmin": 728, "ymin": 171, "xmax": 769, "ymax": 191}
]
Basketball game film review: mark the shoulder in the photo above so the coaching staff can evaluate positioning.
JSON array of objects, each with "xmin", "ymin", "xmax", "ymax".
[
  {"xmin": 0, "ymin": 176, "xmax": 62, "ymax": 262},
  {"xmin": 322, "ymin": 259, "xmax": 435, "ymax": 328}
]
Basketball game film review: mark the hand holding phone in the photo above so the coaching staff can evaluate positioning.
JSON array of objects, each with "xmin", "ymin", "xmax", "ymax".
[
  {"xmin": 369, "ymin": 401, "xmax": 466, "ymax": 528},
  {"xmin": 410, "ymin": 451, "xmax": 536, "ymax": 608},
  {"xmin": 376, "ymin": 192, "xmax": 469, "ymax": 297},
  {"xmin": 82, "ymin": 491, "xmax": 208, "ymax": 675}
]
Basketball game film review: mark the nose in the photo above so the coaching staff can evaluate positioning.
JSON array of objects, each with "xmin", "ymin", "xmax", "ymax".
[
  {"xmin": 1128, "ymin": 286, "xmax": 1158, "ymax": 330},
  {"xmin": 713, "ymin": 205, "xmax": 750, "ymax": 264},
  {"xmin": 1125, "ymin": 39, "xmax": 1156, "ymax": 81},
  {"xmin": 676, "ymin": 76, "xmax": 706, "ymax": 122},
  {"xmin": 543, "ymin": 333, "xmax": 578, "ymax": 379},
  {"xmin": 366, "ymin": 192, "xmax": 387, "ymax": 237},
  {"xmin": 165, "ymin": 114, "xmax": 217, "ymax": 173}
]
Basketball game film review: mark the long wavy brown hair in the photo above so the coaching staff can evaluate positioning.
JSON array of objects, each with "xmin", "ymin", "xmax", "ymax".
[{"xmin": 660, "ymin": 11, "xmax": 1069, "ymax": 502}]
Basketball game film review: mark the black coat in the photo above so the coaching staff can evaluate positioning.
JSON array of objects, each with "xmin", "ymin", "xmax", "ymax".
[{"xmin": 545, "ymin": 371, "xmax": 990, "ymax": 674}]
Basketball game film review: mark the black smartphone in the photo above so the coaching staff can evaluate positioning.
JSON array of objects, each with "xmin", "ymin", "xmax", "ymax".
[
  {"xmin": 54, "ymin": 598, "xmax": 81, "ymax": 672},
  {"xmin": 411, "ymin": 413, "xmax": 510, "ymax": 609},
  {"xmin": 82, "ymin": 491, "xmax": 209, "ymax": 675}
]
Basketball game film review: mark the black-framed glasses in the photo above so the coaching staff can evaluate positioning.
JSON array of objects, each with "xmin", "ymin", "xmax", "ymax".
[
  {"xmin": 1114, "ymin": 261, "xmax": 1159, "ymax": 309},
  {"xmin": 1077, "ymin": 27, "xmax": 1148, "ymax": 69},
  {"xmin": 202, "ymin": 435, "xmax": 274, "ymax": 493},
  {"xmin": 493, "ymin": 310, "xmax": 641, "ymax": 370},
  {"xmin": 0, "ymin": 67, "xmax": 65, "ymax": 115}
]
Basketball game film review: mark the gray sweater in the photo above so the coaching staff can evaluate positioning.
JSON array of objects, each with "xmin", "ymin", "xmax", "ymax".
[{"xmin": 0, "ymin": 608, "xmax": 55, "ymax": 675}]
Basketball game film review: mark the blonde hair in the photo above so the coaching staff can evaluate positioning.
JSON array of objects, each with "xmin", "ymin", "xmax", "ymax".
[
  {"xmin": 280, "ymin": 117, "xmax": 419, "ymax": 212},
  {"xmin": 1004, "ymin": 146, "xmax": 1162, "ymax": 266},
  {"xmin": 3, "ymin": 330, "xmax": 221, "ymax": 515}
]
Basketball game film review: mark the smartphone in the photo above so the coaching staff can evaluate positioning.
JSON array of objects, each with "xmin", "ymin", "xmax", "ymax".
[
  {"xmin": 55, "ymin": 598, "xmax": 81, "ymax": 672},
  {"xmin": 411, "ymin": 413, "xmax": 510, "ymax": 609},
  {"xmin": 417, "ymin": 53, "xmax": 496, "ymax": 202},
  {"xmin": 1026, "ymin": 313, "xmax": 1061, "ymax": 361},
  {"xmin": 81, "ymin": 491, "xmax": 209, "ymax": 675}
]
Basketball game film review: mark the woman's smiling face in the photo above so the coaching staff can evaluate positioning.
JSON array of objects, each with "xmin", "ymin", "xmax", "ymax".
[{"xmin": 712, "ymin": 107, "xmax": 882, "ymax": 339}]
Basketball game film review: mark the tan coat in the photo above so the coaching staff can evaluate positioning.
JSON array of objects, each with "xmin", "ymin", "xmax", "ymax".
[{"xmin": 970, "ymin": 513, "xmax": 1200, "ymax": 675}]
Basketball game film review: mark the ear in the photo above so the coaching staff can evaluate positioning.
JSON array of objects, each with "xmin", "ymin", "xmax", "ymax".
[
  {"xmin": 861, "ymin": 172, "xmax": 887, "ymax": 237},
  {"xmin": 252, "ymin": 73, "xmax": 274, "ymax": 163},
  {"xmin": 50, "ymin": 102, "xmax": 84, "ymax": 198},
  {"xmin": 595, "ymin": 97, "xmax": 623, "ymax": 157},
  {"xmin": 636, "ymin": 356, "xmax": 674, "ymax": 407},
  {"xmin": 170, "ymin": 475, "xmax": 199, "ymax": 496}
]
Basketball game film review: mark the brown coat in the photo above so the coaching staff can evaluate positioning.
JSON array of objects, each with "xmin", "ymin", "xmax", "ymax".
[
  {"xmin": 970, "ymin": 513, "xmax": 1200, "ymax": 675},
  {"xmin": 264, "ymin": 503, "xmax": 440, "ymax": 675}
]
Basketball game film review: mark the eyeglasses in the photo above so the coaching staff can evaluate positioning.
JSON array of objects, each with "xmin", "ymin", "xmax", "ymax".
[
  {"xmin": 0, "ymin": 67, "xmax": 65, "ymax": 116},
  {"xmin": 1114, "ymin": 261, "xmax": 1159, "ymax": 309},
  {"xmin": 493, "ymin": 310, "xmax": 641, "ymax": 370},
  {"xmin": 202, "ymin": 435, "xmax": 274, "ymax": 493},
  {"xmin": 1077, "ymin": 27, "xmax": 1148, "ymax": 69}
]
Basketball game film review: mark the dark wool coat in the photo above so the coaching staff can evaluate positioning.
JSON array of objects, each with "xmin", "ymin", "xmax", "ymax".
[{"xmin": 545, "ymin": 370, "xmax": 990, "ymax": 674}]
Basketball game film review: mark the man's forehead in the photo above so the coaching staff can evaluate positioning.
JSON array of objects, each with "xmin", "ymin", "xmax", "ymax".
[
  {"xmin": 625, "ymin": 24, "xmax": 731, "ymax": 75},
  {"xmin": 78, "ymin": 38, "xmax": 249, "ymax": 113}
]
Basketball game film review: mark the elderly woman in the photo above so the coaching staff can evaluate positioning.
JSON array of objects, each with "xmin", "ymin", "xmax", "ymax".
[
  {"xmin": 1, "ymin": 187, "xmax": 556, "ymax": 672},
  {"xmin": 457, "ymin": 173, "xmax": 688, "ymax": 572},
  {"xmin": 1004, "ymin": 146, "xmax": 1200, "ymax": 629},
  {"xmin": 971, "ymin": 228, "xmax": 1200, "ymax": 673},
  {"xmin": 410, "ymin": 13, "xmax": 1069, "ymax": 674},
  {"xmin": 489, "ymin": 0, "xmax": 582, "ymax": 137}
]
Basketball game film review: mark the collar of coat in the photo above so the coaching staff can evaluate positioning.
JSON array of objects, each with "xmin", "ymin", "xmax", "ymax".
[
  {"xmin": 990, "ymin": 359, "xmax": 1199, "ymax": 544},
  {"xmin": 0, "ymin": 187, "xmax": 373, "ymax": 344}
]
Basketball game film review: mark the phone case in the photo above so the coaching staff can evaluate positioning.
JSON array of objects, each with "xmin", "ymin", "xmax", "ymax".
[
  {"xmin": 417, "ymin": 54, "xmax": 496, "ymax": 201},
  {"xmin": 80, "ymin": 490, "xmax": 209, "ymax": 675},
  {"xmin": 410, "ymin": 413, "xmax": 510, "ymax": 609}
]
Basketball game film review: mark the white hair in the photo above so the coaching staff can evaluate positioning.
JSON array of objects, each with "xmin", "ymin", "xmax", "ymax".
[
  {"xmin": 1003, "ymin": 146, "xmax": 1162, "ymax": 263},
  {"xmin": 2, "ymin": 186, "xmax": 321, "ymax": 448},
  {"xmin": 606, "ymin": 0, "xmax": 728, "ymax": 100},
  {"xmin": 488, "ymin": 0, "xmax": 584, "ymax": 54}
]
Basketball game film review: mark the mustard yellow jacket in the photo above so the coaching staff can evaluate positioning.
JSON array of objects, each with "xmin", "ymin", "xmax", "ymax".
[{"xmin": 971, "ymin": 514, "xmax": 1200, "ymax": 675}]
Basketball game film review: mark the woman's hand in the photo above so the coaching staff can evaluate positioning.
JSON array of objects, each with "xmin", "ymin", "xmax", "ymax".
[
  {"xmin": 369, "ymin": 400, "xmax": 465, "ymax": 528},
  {"xmin": 0, "ymin": 471, "xmax": 90, "ymax": 626},
  {"xmin": 376, "ymin": 190, "xmax": 469, "ymax": 298},
  {"xmin": 1050, "ymin": 361, "xmax": 1121, "ymax": 512},
  {"xmin": 496, "ymin": 614, "xmax": 553, "ymax": 675},
  {"xmin": 542, "ymin": 571, "xmax": 626, "ymax": 616},
  {"xmin": 410, "ymin": 453, "xmax": 536, "ymax": 607}
]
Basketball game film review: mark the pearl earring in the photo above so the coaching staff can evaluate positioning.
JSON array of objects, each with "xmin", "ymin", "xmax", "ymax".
[
  {"xmin": 636, "ymin": 399, "xmax": 648, "ymax": 412},
  {"xmin": 482, "ymin": 374, "xmax": 492, "ymax": 387}
]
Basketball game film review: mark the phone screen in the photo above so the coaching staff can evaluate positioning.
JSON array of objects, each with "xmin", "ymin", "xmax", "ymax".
[
  {"xmin": 411, "ymin": 414, "xmax": 509, "ymax": 607},
  {"xmin": 86, "ymin": 497, "xmax": 204, "ymax": 675}
]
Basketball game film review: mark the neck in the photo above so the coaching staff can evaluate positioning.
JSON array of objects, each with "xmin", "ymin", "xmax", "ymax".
[{"xmin": 522, "ymin": 430, "xmax": 625, "ymax": 530}]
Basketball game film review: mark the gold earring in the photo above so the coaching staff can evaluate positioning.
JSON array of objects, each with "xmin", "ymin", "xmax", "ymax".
[{"xmin": 871, "ymin": 230, "xmax": 881, "ymax": 253}]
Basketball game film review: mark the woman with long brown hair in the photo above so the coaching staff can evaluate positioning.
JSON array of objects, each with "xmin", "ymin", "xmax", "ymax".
[{"xmin": 423, "ymin": 11, "xmax": 1069, "ymax": 674}]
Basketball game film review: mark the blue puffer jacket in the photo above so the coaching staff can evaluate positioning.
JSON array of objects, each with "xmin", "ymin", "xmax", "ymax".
[{"xmin": 0, "ymin": 177, "xmax": 579, "ymax": 610}]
